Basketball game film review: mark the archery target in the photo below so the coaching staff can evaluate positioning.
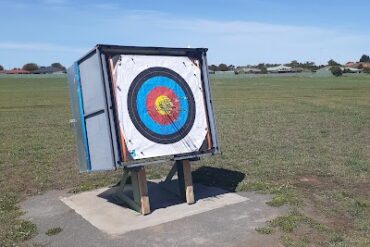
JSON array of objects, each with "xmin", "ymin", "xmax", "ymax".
[
  {"xmin": 128, "ymin": 67, "xmax": 196, "ymax": 144},
  {"xmin": 114, "ymin": 55, "xmax": 208, "ymax": 160}
]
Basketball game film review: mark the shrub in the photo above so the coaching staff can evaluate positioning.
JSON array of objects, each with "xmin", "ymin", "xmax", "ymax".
[
  {"xmin": 260, "ymin": 67, "xmax": 268, "ymax": 74},
  {"xmin": 363, "ymin": 67, "xmax": 370, "ymax": 74},
  {"xmin": 51, "ymin": 63, "xmax": 65, "ymax": 70},
  {"xmin": 330, "ymin": 66, "xmax": 343, "ymax": 77},
  {"xmin": 0, "ymin": 64, "xmax": 3, "ymax": 71},
  {"xmin": 208, "ymin": 65, "xmax": 218, "ymax": 71},
  {"xmin": 359, "ymin": 54, "xmax": 370, "ymax": 63},
  {"xmin": 328, "ymin": 59, "xmax": 341, "ymax": 66},
  {"xmin": 218, "ymin": 63, "xmax": 229, "ymax": 71},
  {"xmin": 22, "ymin": 63, "xmax": 38, "ymax": 72}
]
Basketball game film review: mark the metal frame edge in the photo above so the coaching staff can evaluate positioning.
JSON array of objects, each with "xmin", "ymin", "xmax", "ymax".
[{"xmin": 74, "ymin": 62, "xmax": 92, "ymax": 171}]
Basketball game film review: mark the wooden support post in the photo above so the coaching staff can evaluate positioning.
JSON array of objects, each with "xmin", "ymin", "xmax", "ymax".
[
  {"xmin": 117, "ymin": 162, "xmax": 195, "ymax": 214},
  {"xmin": 117, "ymin": 167, "xmax": 150, "ymax": 215},
  {"xmin": 176, "ymin": 160, "xmax": 195, "ymax": 204},
  {"xmin": 131, "ymin": 167, "xmax": 151, "ymax": 215},
  {"xmin": 137, "ymin": 168, "xmax": 150, "ymax": 215}
]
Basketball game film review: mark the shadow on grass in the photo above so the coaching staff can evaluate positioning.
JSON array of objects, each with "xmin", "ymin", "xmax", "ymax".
[{"xmin": 192, "ymin": 166, "xmax": 246, "ymax": 192}]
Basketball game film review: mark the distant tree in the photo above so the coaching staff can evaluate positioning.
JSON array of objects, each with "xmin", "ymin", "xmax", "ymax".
[
  {"xmin": 51, "ymin": 62, "xmax": 65, "ymax": 70},
  {"xmin": 22, "ymin": 63, "xmax": 38, "ymax": 71},
  {"xmin": 209, "ymin": 65, "xmax": 219, "ymax": 71},
  {"xmin": 288, "ymin": 60, "xmax": 299, "ymax": 68},
  {"xmin": 257, "ymin": 63, "xmax": 265, "ymax": 70},
  {"xmin": 328, "ymin": 59, "xmax": 341, "ymax": 66},
  {"xmin": 304, "ymin": 61, "xmax": 318, "ymax": 71},
  {"xmin": 358, "ymin": 63, "xmax": 364, "ymax": 69},
  {"xmin": 304, "ymin": 61, "xmax": 315, "ymax": 67},
  {"xmin": 260, "ymin": 66, "xmax": 268, "ymax": 74},
  {"xmin": 228, "ymin": 64, "xmax": 235, "ymax": 71},
  {"xmin": 285, "ymin": 60, "xmax": 317, "ymax": 71},
  {"xmin": 0, "ymin": 64, "xmax": 3, "ymax": 71},
  {"xmin": 359, "ymin": 54, "xmax": 370, "ymax": 63},
  {"xmin": 218, "ymin": 63, "xmax": 229, "ymax": 71},
  {"xmin": 330, "ymin": 66, "xmax": 343, "ymax": 77}
]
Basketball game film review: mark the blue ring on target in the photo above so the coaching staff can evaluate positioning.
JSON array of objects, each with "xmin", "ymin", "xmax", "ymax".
[{"xmin": 127, "ymin": 67, "xmax": 196, "ymax": 144}]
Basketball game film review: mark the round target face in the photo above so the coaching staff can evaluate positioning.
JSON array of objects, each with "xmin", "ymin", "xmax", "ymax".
[{"xmin": 127, "ymin": 67, "xmax": 196, "ymax": 144}]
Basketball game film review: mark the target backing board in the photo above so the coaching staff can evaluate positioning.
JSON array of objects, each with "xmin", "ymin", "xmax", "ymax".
[
  {"xmin": 68, "ymin": 45, "xmax": 219, "ymax": 171},
  {"xmin": 114, "ymin": 55, "xmax": 209, "ymax": 160}
]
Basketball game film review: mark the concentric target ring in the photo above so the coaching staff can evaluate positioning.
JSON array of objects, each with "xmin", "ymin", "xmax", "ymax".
[{"xmin": 127, "ymin": 67, "xmax": 196, "ymax": 144}]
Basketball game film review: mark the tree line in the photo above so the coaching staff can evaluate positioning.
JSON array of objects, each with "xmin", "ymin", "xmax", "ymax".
[
  {"xmin": 0, "ymin": 62, "xmax": 66, "ymax": 71},
  {"xmin": 208, "ymin": 54, "xmax": 370, "ymax": 73},
  {"xmin": 1, "ymin": 54, "xmax": 369, "ymax": 74}
]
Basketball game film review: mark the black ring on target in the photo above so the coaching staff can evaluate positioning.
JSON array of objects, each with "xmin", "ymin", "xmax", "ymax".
[{"xmin": 127, "ymin": 67, "xmax": 196, "ymax": 144}]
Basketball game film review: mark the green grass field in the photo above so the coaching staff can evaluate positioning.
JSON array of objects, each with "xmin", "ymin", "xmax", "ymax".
[{"xmin": 1, "ymin": 74, "xmax": 370, "ymax": 246}]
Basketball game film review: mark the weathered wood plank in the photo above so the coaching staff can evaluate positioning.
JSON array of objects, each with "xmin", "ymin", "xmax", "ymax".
[
  {"xmin": 182, "ymin": 160, "xmax": 195, "ymax": 204},
  {"xmin": 137, "ymin": 168, "xmax": 150, "ymax": 215}
]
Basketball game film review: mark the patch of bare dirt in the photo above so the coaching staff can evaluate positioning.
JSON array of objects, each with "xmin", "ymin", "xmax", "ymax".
[
  {"xmin": 298, "ymin": 176, "xmax": 322, "ymax": 186},
  {"xmin": 350, "ymin": 182, "xmax": 370, "ymax": 197},
  {"xmin": 301, "ymin": 199, "xmax": 354, "ymax": 233},
  {"xmin": 328, "ymin": 214, "xmax": 353, "ymax": 232}
]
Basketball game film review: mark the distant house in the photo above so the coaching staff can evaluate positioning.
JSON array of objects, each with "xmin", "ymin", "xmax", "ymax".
[
  {"xmin": 1, "ymin": 69, "xmax": 30, "ymax": 74},
  {"xmin": 363, "ymin": 63, "xmax": 370, "ymax": 69},
  {"xmin": 345, "ymin": 62, "xmax": 370, "ymax": 69},
  {"xmin": 267, "ymin": 65, "xmax": 294, "ymax": 73},
  {"xmin": 32, "ymin": 66, "xmax": 66, "ymax": 74},
  {"xmin": 345, "ymin": 62, "xmax": 356, "ymax": 68},
  {"xmin": 344, "ymin": 67, "xmax": 362, "ymax": 73}
]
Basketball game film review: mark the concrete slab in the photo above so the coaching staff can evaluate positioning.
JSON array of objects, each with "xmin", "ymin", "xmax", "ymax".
[
  {"xmin": 21, "ymin": 183, "xmax": 288, "ymax": 247},
  {"xmin": 60, "ymin": 182, "xmax": 247, "ymax": 236}
]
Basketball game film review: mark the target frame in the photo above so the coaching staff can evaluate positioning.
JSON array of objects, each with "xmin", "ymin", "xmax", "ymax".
[{"xmin": 104, "ymin": 45, "xmax": 220, "ymax": 167}]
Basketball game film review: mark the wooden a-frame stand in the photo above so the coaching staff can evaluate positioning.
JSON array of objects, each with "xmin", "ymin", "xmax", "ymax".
[
  {"xmin": 116, "ymin": 159, "xmax": 194, "ymax": 215},
  {"xmin": 115, "ymin": 166, "xmax": 150, "ymax": 215}
]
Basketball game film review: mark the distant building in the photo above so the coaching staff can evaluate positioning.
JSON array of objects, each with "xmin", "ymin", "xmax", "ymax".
[
  {"xmin": 363, "ymin": 63, "xmax": 370, "ymax": 69},
  {"xmin": 344, "ymin": 67, "xmax": 362, "ymax": 73},
  {"xmin": 267, "ymin": 65, "xmax": 294, "ymax": 73},
  {"xmin": 0, "ymin": 69, "xmax": 30, "ymax": 74},
  {"xmin": 32, "ymin": 66, "xmax": 66, "ymax": 74},
  {"xmin": 345, "ymin": 62, "xmax": 370, "ymax": 69},
  {"xmin": 345, "ymin": 62, "xmax": 356, "ymax": 68}
]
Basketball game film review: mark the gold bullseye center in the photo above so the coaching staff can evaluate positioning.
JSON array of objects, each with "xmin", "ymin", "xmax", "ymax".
[{"xmin": 155, "ymin": 95, "xmax": 174, "ymax": 115}]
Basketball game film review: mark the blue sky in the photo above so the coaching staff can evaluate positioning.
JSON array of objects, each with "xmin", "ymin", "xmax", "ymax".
[{"xmin": 1, "ymin": 0, "xmax": 369, "ymax": 69}]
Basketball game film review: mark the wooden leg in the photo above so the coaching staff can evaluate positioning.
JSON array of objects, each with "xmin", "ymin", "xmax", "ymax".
[
  {"xmin": 137, "ymin": 168, "xmax": 150, "ymax": 215},
  {"xmin": 177, "ymin": 160, "xmax": 195, "ymax": 204},
  {"xmin": 128, "ymin": 167, "xmax": 151, "ymax": 215}
]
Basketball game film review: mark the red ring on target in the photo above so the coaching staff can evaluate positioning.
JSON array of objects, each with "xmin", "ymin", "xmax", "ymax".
[{"xmin": 146, "ymin": 86, "xmax": 180, "ymax": 125}]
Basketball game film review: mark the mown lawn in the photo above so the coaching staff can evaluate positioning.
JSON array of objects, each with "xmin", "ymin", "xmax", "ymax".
[{"xmin": 0, "ymin": 74, "xmax": 369, "ymax": 246}]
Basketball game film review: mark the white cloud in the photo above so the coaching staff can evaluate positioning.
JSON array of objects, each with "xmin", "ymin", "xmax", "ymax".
[
  {"xmin": 0, "ymin": 7, "xmax": 368, "ymax": 67},
  {"xmin": 114, "ymin": 11, "xmax": 370, "ymax": 65}
]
